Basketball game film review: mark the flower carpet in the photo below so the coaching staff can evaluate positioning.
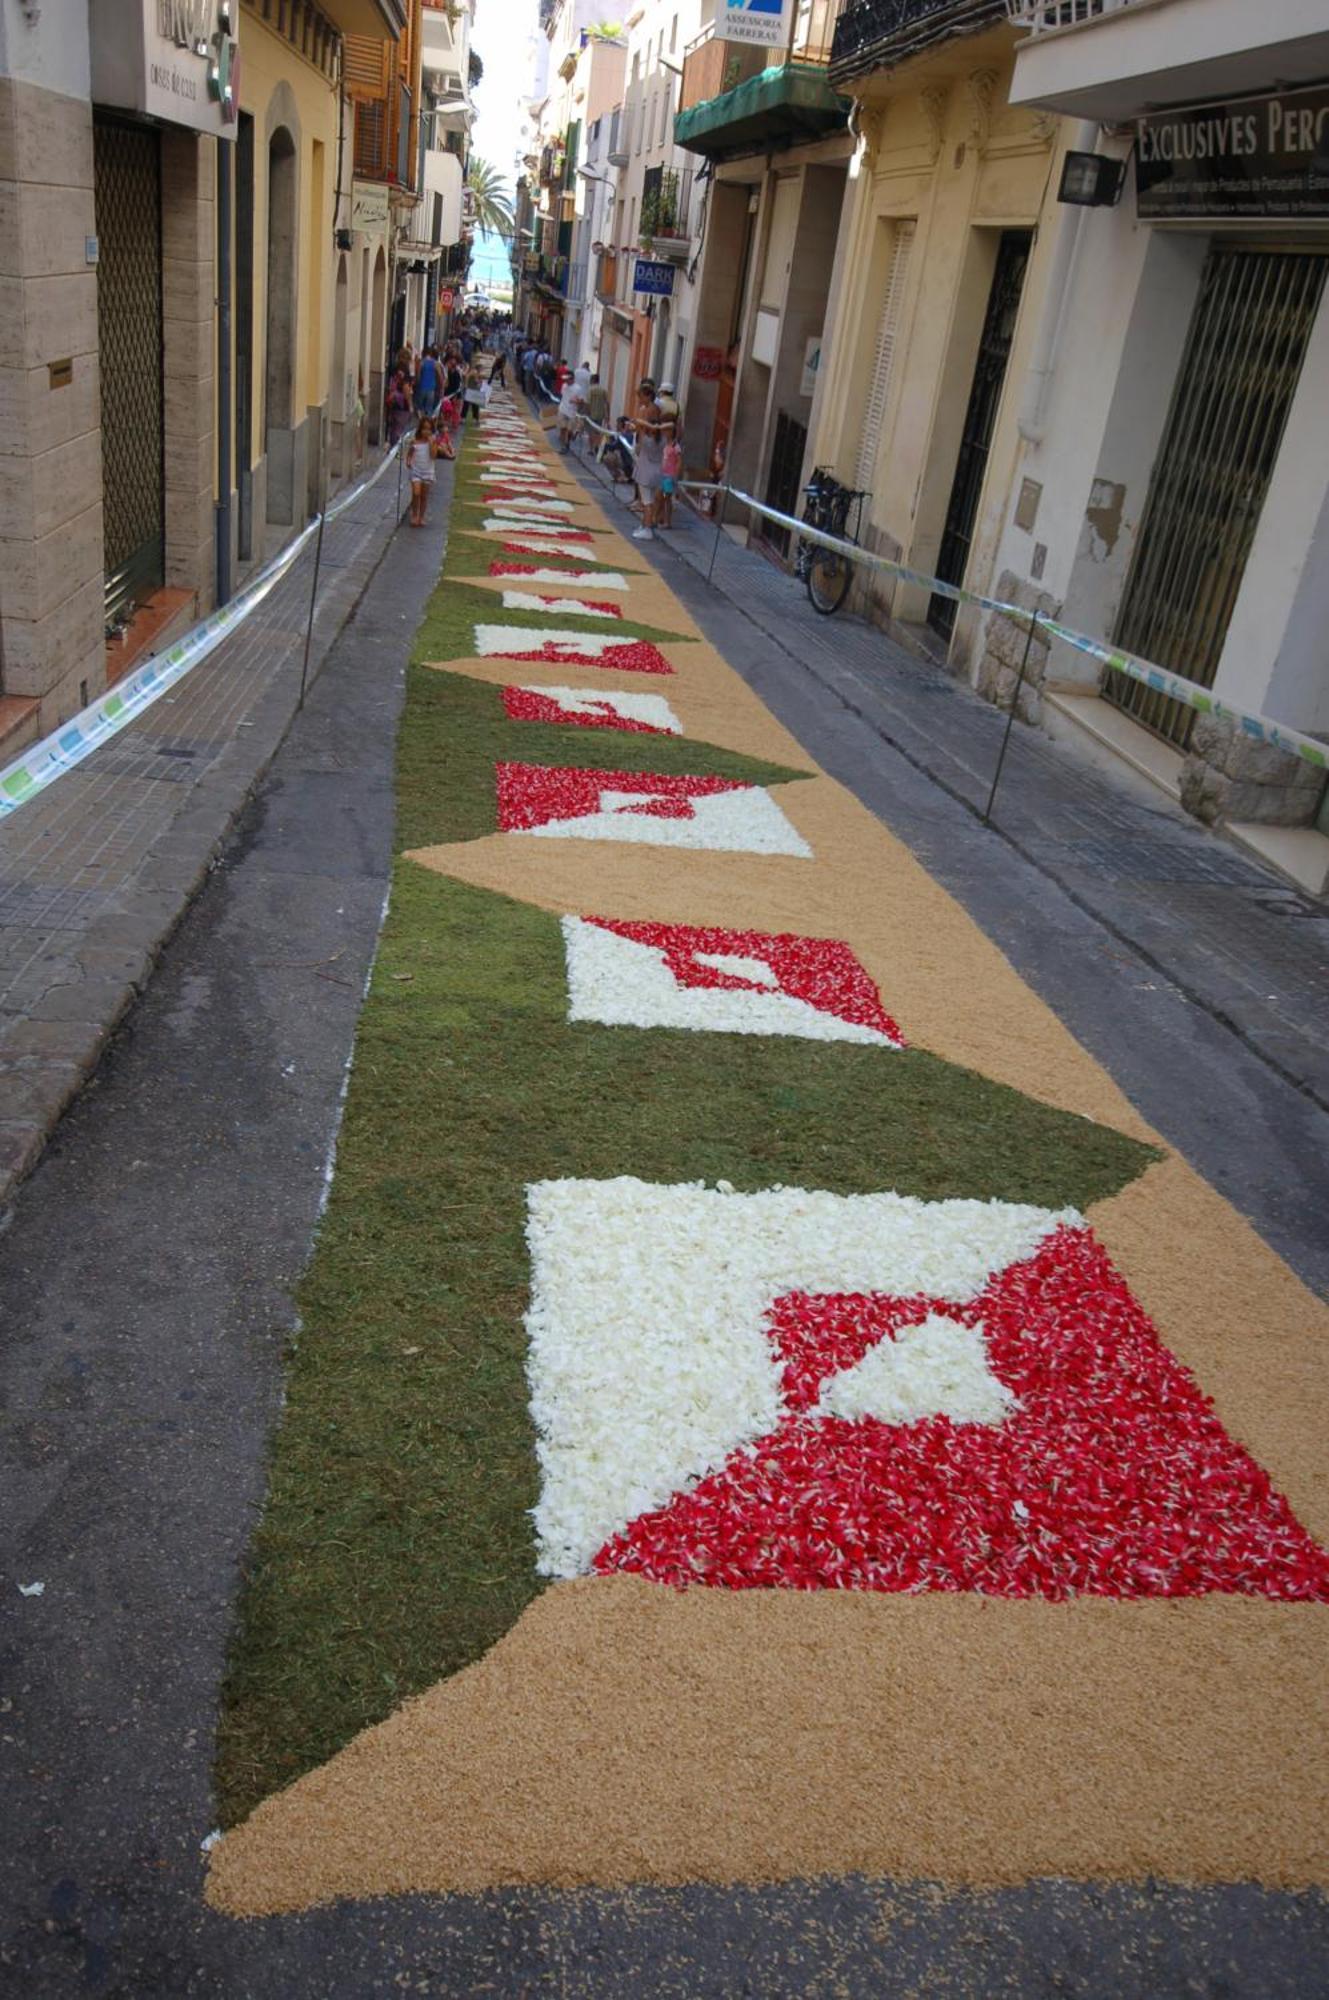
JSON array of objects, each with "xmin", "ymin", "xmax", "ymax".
[{"xmin": 208, "ymin": 389, "xmax": 1329, "ymax": 1916}]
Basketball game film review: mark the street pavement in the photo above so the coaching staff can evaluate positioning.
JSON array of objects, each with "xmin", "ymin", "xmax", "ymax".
[{"xmin": 1, "ymin": 436, "xmax": 1326, "ymax": 1995}]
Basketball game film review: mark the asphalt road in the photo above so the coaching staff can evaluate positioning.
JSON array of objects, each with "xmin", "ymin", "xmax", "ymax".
[{"xmin": 1, "ymin": 484, "xmax": 1326, "ymax": 1996}]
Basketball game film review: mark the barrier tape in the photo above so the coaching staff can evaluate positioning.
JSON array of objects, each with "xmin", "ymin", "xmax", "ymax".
[
  {"xmin": 508, "ymin": 384, "xmax": 1326, "ymax": 776},
  {"xmin": 0, "ymin": 436, "xmax": 409, "ymax": 821},
  {"xmin": 708, "ymin": 484, "xmax": 1329, "ymax": 776}
]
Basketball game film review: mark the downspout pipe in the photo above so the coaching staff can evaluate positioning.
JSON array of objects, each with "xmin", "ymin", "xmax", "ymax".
[
  {"xmin": 215, "ymin": 134, "xmax": 234, "ymax": 607},
  {"xmin": 1018, "ymin": 118, "xmax": 1097, "ymax": 447}
]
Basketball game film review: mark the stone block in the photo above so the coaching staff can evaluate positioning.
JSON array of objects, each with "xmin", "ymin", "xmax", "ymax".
[
  {"xmin": 22, "ymin": 634, "xmax": 105, "ymax": 723},
  {"xmin": 0, "ymin": 350, "xmax": 99, "ymax": 458},
  {"xmin": 0, "ymin": 1017, "xmax": 104, "ymax": 1066},
  {"xmin": 0, "ymin": 1121, "xmax": 45, "ymax": 1197},
  {"xmin": 0, "ymin": 270, "xmax": 96, "ymax": 371},
  {"xmin": 0, "ymin": 1061, "xmax": 84, "ymax": 1125},
  {"xmin": 0, "ymin": 425, "xmax": 103, "ymax": 542},
  {"xmin": 10, "ymin": 84, "xmax": 93, "ymax": 189},
  {"xmin": 30, "ymin": 976, "xmax": 135, "ymax": 1028},
  {"xmin": 0, "ymin": 498, "xmax": 103, "ymax": 623},
  {"xmin": 1, "ymin": 179, "xmax": 97, "ymax": 282},
  {"xmin": 162, "ymin": 251, "xmax": 211, "ymax": 327}
]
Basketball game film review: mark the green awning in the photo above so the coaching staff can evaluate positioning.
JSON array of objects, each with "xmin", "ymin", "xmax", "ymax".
[{"xmin": 673, "ymin": 62, "xmax": 850, "ymax": 162}]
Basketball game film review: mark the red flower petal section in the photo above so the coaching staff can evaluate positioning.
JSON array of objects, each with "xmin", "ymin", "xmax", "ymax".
[
  {"xmin": 593, "ymin": 1225, "xmax": 1329, "ymax": 1601},
  {"xmin": 584, "ymin": 919, "xmax": 905, "ymax": 1046},
  {"xmin": 496, "ymin": 763, "xmax": 747, "ymax": 832},
  {"xmin": 502, "ymin": 687, "xmax": 670, "ymax": 734}
]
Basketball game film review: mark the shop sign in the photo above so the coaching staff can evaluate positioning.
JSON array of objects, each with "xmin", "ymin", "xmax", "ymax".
[
  {"xmin": 800, "ymin": 333, "xmax": 822, "ymax": 399},
  {"xmin": 721, "ymin": 0, "xmax": 793, "ymax": 50},
  {"xmin": 692, "ymin": 345, "xmax": 724, "ymax": 381},
  {"xmin": 351, "ymin": 181, "xmax": 390, "ymax": 234},
  {"xmin": 633, "ymin": 258, "xmax": 675, "ymax": 297},
  {"xmin": 1137, "ymin": 84, "xmax": 1329, "ymax": 221},
  {"xmin": 438, "ymin": 288, "xmax": 455, "ymax": 314},
  {"xmin": 91, "ymin": 0, "xmax": 239, "ymax": 140}
]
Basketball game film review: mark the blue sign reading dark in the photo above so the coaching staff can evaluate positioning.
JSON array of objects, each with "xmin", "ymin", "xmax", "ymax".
[{"xmin": 633, "ymin": 259, "xmax": 676, "ymax": 297}]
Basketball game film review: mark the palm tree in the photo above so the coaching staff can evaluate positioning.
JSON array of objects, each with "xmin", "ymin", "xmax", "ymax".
[{"xmin": 465, "ymin": 156, "xmax": 515, "ymax": 239}]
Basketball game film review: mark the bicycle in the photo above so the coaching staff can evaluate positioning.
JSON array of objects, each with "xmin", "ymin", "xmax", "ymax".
[{"xmin": 794, "ymin": 469, "xmax": 868, "ymax": 615}]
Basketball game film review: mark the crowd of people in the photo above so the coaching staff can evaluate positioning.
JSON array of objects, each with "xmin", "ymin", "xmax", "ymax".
[
  {"xmin": 386, "ymin": 309, "xmax": 513, "ymax": 528},
  {"xmin": 494, "ymin": 327, "xmax": 686, "ymax": 545}
]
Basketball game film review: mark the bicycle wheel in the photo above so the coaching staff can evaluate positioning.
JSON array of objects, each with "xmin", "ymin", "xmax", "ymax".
[{"xmin": 807, "ymin": 546, "xmax": 851, "ymax": 615}]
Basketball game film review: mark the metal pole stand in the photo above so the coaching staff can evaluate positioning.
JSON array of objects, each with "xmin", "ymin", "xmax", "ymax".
[
  {"xmin": 706, "ymin": 485, "xmax": 728, "ymax": 587},
  {"xmin": 395, "ymin": 434, "xmax": 404, "ymax": 523},
  {"xmin": 983, "ymin": 609, "xmax": 1040, "ymax": 825},
  {"xmin": 297, "ymin": 476, "xmax": 329, "ymax": 712}
]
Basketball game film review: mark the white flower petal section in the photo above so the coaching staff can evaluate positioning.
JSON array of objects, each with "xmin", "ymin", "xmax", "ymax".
[
  {"xmin": 476, "ymin": 625, "xmax": 629, "ymax": 659},
  {"xmin": 482, "ymin": 518, "xmax": 594, "ymax": 536},
  {"xmin": 481, "ymin": 497, "xmax": 574, "ymax": 515},
  {"xmin": 525, "ymin": 787, "xmax": 812, "ymax": 856},
  {"xmin": 501, "ymin": 592, "xmax": 617, "ymax": 618},
  {"xmin": 517, "ymin": 687, "xmax": 681, "ymax": 732},
  {"xmin": 524, "ymin": 1178, "xmax": 1076, "ymax": 1576},
  {"xmin": 693, "ymin": 950, "xmax": 779, "ymax": 987},
  {"xmin": 486, "ymin": 537, "xmax": 598, "ymax": 559},
  {"xmin": 812, "ymin": 1313, "xmax": 1017, "ymax": 1427},
  {"xmin": 562, "ymin": 920, "xmax": 902, "ymax": 1040},
  {"xmin": 499, "ymin": 568, "xmax": 629, "ymax": 590}
]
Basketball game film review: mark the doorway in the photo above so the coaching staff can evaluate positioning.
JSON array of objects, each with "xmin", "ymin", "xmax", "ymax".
[
  {"xmin": 760, "ymin": 410, "xmax": 808, "ymax": 560},
  {"xmin": 264, "ymin": 126, "xmax": 298, "ymax": 524},
  {"xmin": 93, "ymin": 117, "xmax": 164, "ymax": 629},
  {"xmin": 1107, "ymin": 245, "xmax": 1328, "ymax": 748},
  {"xmin": 928, "ymin": 229, "xmax": 1031, "ymax": 641},
  {"xmin": 235, "ymin": 112, "xmax": 255, "ymax": 560}
]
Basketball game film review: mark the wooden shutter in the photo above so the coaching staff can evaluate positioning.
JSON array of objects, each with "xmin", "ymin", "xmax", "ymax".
[
  {"xmin": 855, "ymin": 220, "xmax": 914, "ymax": 496},
  {"xmin": 343, "ymin": 36, "xmax": 392, "ymax": 99}
]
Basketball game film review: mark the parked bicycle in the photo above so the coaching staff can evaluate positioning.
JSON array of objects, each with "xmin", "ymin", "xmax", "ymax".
[{"xmin": 794, "ymin": 468, "xmax": 868, "ymax": 615}]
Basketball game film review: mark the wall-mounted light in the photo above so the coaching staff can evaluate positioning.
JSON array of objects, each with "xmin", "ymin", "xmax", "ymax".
[{"xmin": 1057, "ymin": 151, "xmax": 1127, "ymax": 208}]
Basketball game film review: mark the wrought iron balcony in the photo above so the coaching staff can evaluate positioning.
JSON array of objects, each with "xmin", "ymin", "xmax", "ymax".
[
  {"xmin": 829, "ymin": 0, "xmax": 1006, "ymax": 85},
  {"xmin": 638, "ymin": 165, "xmax": 694, "ymax": 260}
]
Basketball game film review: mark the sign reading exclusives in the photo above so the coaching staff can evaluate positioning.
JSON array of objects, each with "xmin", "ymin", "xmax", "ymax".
[
  {"xmin": 91, "ymin": 0, "xmax": 239, "ymax": 138},
  {"xmin": 1137, "ymin": 84, "xmax": 1329, "ymax": 220}
]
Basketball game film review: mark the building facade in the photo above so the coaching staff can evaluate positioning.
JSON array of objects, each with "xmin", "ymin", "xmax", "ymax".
[
  {"xmin": 987, "ymin": 0, "xmax": 1329, "ymax": 878},
  {"xmin": 0, "ymin": 0, "xmax": 416, "ymax": 767},
  {"xmin": 675, "ymin": 0, "xmax": 850, "ymax": 509}
]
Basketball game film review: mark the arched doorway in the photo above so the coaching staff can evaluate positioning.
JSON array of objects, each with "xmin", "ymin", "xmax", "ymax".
[
  {"xmin": 264, "ymin": 125, "xmax": 298, "ymax": 524},
  {"xmin": 331, "ymin": 253, "xmax": 349, "ymax": 476},
  {"xmin": 368, "ymin": 247, "xmax": 387, "ymax": 445}
]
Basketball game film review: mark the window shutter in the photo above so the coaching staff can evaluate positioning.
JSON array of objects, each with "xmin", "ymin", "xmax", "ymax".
[
  {"xmin": 855, "ymin": 220, "xmax": 914, "ymax": 496},
  {"xmin": 343, "ymin": 37, "xmax": 391, "ymax": 98}
]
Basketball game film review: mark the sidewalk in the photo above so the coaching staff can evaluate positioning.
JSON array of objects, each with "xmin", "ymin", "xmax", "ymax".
[{"xmin": 0, "ymin": 449, "xmax": 436, "ymax": 1204}]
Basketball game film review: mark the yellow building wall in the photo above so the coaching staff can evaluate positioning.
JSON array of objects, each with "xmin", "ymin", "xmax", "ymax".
[
  {"xmin": 237, "ymin": 9, "xmax": 340, "ymax": 473},
  {"xmin": 813, "ymin": 30, "xmax": 1067, "ymax": 641}
]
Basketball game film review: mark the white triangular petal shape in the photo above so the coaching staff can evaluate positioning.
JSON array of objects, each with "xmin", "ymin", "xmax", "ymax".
[
  {"xmin": 524, "ymin": 1178, "xmax": 1075, "ymax": 1576},
  {"xmin": 517, "ymin": 687, "xmax": 681, "ymax": 731},
  {"xmin": 524, "ymin": 787, "xmax": 812, "ymax": 856},
  {"xmin": 476, "ymin": 624, "xmax": 621, "ymax": 658},
  {"xmin": 502, "ymin": 592, "xmax": 617, "ymax": 617},
  {"xmin": 811, "ymin": 1312, "xmax": 1017, "ymax": 1427},
  {"xmin": 498, "ymin": 568, "xmax": 629, "ymax": 590},
  {"xmin": 692, "ymin": 950, "xmax": 779, "ymax": 987},
  {"xmin": 561, "ymin": 921, "xmax": 900, "ymax": 1039}
]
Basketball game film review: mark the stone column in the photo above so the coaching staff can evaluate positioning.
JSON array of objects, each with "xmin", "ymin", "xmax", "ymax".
[
  {"xmin": 0, "ymin": 76, "xmax": 104, "ymax": 732},
  {"xmin": 161, "ymin": 129, "xmax": 216, "ymax": 617}
]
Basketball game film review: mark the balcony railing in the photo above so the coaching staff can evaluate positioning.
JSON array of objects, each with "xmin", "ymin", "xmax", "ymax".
[
  {"xmin": 639, "ymin": 164, "xmax": 693, "ymax": 255},
  {"xmin": 1006, "ymin": 0, "xmax": 1150, "ymax": 29},
  {"xmin": 829, "ymin": 0, "xmax": 1005, "ymax": 83}
]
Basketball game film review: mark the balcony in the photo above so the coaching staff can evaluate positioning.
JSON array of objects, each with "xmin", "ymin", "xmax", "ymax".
[
  {"xmin": 421, "ymin": 0, "xmax": 465, "ymax": 91},
  {"xmin": 1007, "ymin": 0, "xmax": 1329, "ymax": 122},
  {"xmin": 638, "ymin": 165, "xmax": 693, "ymax": 261},
  {"xmin": 828, "ymin": 0, "xmax": 1005, "ymax": 86},
  {"xmin": 675, "ymin": 7, "xmax": 851, "ymax": 161}
]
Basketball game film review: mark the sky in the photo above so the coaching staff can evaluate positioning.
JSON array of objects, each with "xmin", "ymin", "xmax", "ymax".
[{"xmin": 465, "ymin": 1, "xmax": 542, "ymax": 295}]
